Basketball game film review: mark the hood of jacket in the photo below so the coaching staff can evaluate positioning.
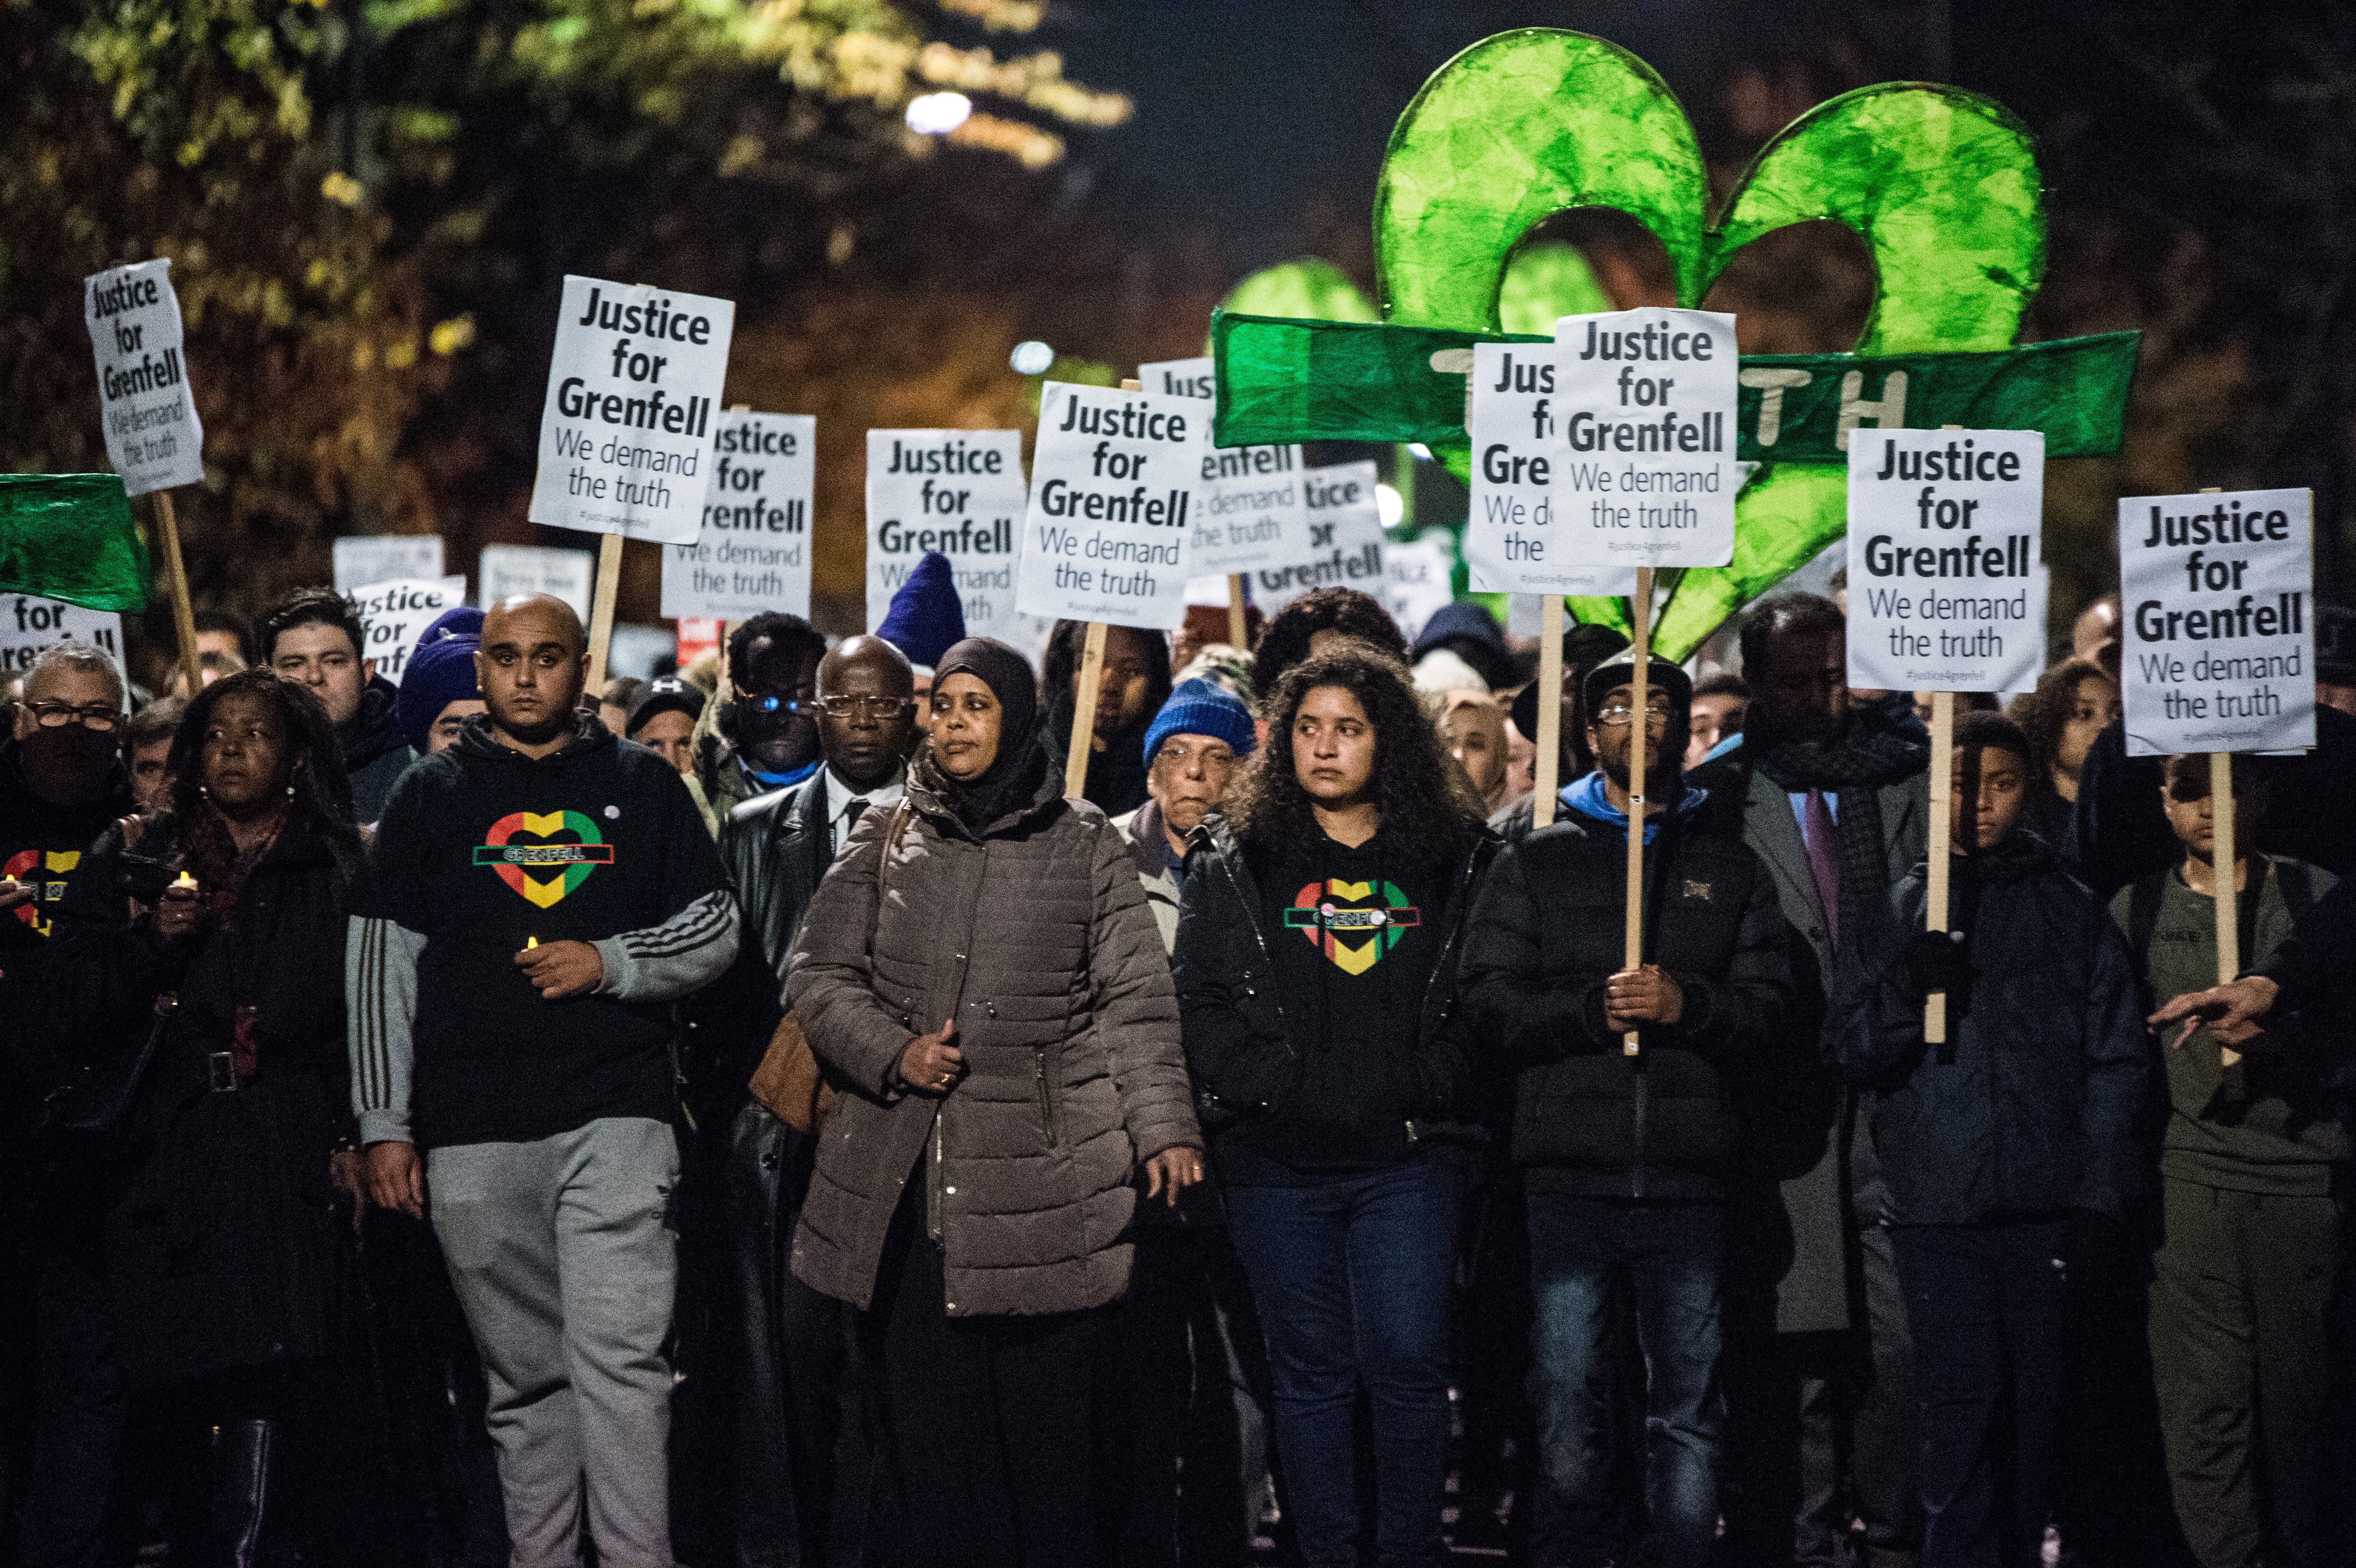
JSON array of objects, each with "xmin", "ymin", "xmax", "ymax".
[
  {"xmin": 337, "ymin": 673, "xmax": 409, "ymax": 772},
  {"xmin": 452, "ymin": 706, "xmax": 614, "ymax": 768}
]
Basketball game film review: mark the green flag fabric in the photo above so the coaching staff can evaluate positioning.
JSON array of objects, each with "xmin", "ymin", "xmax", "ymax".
[
  {"xmin": 0, "ymin": 474, "xmax": 150, "ymax": 613},
  {"xmin": 1211, "ymin": 310, "xmax": 2137, "ymax": 461}
]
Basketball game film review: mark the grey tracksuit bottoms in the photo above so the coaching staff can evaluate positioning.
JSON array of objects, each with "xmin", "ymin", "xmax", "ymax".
[{"xmin": 430, "ymin": 1116, "xmax": 680, "ymax": 1568}]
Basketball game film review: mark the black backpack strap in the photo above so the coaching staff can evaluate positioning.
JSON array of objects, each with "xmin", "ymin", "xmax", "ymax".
[{"xmin": 2126, "ymin": 868, "xmax": 2168, "ymax": 974}]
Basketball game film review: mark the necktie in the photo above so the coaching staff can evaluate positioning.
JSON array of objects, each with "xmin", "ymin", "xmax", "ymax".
[
  {"xmin": 834, "ymin": 798, "xmax": 868, "ymax": 855},
  {"xmin": 1804, "ymin": 787, "xmax": 1841, "ymax": 949}
]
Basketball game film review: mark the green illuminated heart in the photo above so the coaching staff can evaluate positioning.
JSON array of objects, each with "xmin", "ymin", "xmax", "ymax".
[{"xmin": 1372, "ymin": 29, "xmax": 2048, "ymax": 654}]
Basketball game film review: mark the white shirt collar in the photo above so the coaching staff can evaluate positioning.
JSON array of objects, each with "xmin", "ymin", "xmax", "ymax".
[{"xmin": 825, "ymin": 763, "xmax": 905, "ymax": 825}]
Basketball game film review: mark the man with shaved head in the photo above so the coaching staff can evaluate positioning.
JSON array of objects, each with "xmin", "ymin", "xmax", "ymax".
[
  {"xmin": 693, "ymin": 630, "xmax": 917, "ymax": 1563},
  {"xmin": 347, "ymin": 592, "xmax": 739, "ymax": 1568}
]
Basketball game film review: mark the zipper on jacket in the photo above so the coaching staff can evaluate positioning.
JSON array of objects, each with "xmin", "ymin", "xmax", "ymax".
[
  {"xmin": 928, "ymin": 1111, "xmax": 945, "ymax": 1248},
  {"xmin": 1631, "ymin": 1068, "xmax": 1649, "ymax": 1200},
  {"xmin": 1217, "ymin": 837, "xmax": 1291, "ymax": 1046},
  {"xmin": 1035, "ymin": 1046, "xmax": 1059, "ymax": 1145}
]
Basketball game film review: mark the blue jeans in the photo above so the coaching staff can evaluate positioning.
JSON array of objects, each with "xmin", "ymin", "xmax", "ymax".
[
  {"xmin": 1525, "ymin": 1192, "xmax": 1724, "ymax": 1568},
  {"xmin": 1224, "ymin": 1159, "xmax": 1466, "ymax": 1568},
  {"xmin": 1890, "ymin": 1220, "xmax": 2068, "ymax": 1568}
]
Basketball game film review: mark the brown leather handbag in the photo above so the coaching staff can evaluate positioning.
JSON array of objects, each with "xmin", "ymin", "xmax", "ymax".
[{"xmin": 746, "ymin": 799, "xmax": 907, "ymax": 1133}]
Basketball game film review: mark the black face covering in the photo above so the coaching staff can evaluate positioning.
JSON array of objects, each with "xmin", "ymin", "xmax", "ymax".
[{"xmin": 924, "ymin": 637, "xmax": 1048, "ymax": 831}]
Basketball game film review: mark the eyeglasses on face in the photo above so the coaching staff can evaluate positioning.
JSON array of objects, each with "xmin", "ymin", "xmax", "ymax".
[
  {"xmin": 802, "ymin": 694, "xmax": 914, "ymax": 721},
  {"xmin": 28, "ymin": 701, "xmax": 123, "ymax": 731},
  {"xmin": 1594, "ymin": 700, "xmax": 1675, "ymax": 728}
]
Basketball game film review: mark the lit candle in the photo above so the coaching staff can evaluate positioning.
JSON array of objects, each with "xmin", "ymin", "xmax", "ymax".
[
  {"xmin": 525, "ymin": 936, "xmax": 539, "ymax": 949},
  {"xmin": 172, "ymin": 870, "xmax": 197, "ymax": 892}
]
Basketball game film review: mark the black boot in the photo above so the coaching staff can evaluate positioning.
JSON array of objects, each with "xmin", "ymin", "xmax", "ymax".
[{"xmin": 210, "ymin": 1417, "xmax": 274, "ymax": 1568}]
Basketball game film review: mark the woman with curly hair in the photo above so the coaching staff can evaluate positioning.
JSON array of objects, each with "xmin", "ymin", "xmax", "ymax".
[
  {"xmin": 2007, "ymin": 657, "xmax": 2120, "ymax": 851},
  {"xmin": 48, "ymin": 668, "xmax": 366, "ymax": 1562},
  {"xmin": 1173, "ymin": 645, "xmax": 1499, "ymax": 1568}
]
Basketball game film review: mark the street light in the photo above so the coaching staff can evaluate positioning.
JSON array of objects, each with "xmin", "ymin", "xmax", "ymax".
[{"xmin": 906, "ymin": 92, "xmax": 973, "ymax": 136}]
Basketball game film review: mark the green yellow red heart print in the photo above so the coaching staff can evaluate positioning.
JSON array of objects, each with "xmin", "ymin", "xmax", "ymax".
[
  {"xmin": 1283, "ymin": 878, "xmax": 1422, "ymax": 976},
  {"xmin": 471, "ymin": 811, "xmax": 615, "ymax": 908}
]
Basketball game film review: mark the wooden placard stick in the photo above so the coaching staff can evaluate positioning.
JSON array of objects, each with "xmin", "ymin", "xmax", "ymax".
[
  {"xmin": 1921, "ymin": 423, "xmax": 1970, "ymax": 1044},
  {"xmin": 1060, "ymin": 378, "xmax": 1140, "ymax": 799},
  {"xmin": 1924, "ymin": 689, "xmax": 1955, "ymax": 1042},
  {"xmin": 152, "ymin": 489, "xmax": 202, "ymax": 695},
  {"xmin": 2190, "ymin": 488, "xmax": 2245, "ymax": 1067},
  {"xmin": 1227, "ymin": 574, "xmax": 1249, "ymax": 650},
  {"xmin": 1622, "ymin": 564, "xmax": 1655, "ymax": 1057},
  {"xmin": 1531, "ymin": 594, "xmax": 1565, "ymax": 829},
  {"xmin": 584, "ymin": 531, "xmax": 624, "ymax": 694}
]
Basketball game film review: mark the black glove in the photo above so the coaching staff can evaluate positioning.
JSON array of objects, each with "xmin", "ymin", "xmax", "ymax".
[{"xmin": 1903, "ymin": 929, "xmax": 1970, "ymax": 997}]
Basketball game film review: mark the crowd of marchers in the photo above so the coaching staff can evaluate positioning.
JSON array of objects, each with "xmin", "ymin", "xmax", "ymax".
[{"xmin": 2, "ymin": 560, "xmax": 2354, "ymax": 1568}]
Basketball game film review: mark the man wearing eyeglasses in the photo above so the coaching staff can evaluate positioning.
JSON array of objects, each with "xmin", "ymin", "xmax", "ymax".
[
  {"xmin": 690, "ymin": 612, "xmax": 831, "ymax": 822},
  {"xmin": 1, "ymin": 641, "xmax": 135, "ymax": 1568},
  {"xmin": 689, "ymin": 632, "xmax": 919, "ymax": 1567},
  {"xmin": 1462, "ymin": 647, "xmax": 1793, "ymax": 1568}
]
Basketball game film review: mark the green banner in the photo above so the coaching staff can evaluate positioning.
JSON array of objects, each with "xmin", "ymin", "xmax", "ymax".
[
  {"xmin": 1211, "ymin": 310, "xmax": 2137, "ymax": 461},
  {"xmin": 0, "ymin": 474, "xmax": 151, "ymax": 613}
]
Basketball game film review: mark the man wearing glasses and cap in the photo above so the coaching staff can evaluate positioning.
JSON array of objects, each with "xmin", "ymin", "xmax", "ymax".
[
  {"xmin": 690, "ymin": 612, "xmax": 831, "ymax": 821},
  {"xmin": 687, "ymin": 631, "xmax": 920, "ymax": 1567}
]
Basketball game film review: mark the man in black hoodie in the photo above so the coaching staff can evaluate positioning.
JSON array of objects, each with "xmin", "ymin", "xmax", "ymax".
[
  {"xmin": 1462, "ymin": 650, "xmax": 1792, "ymax": 1568},
  {"xmin": 259, "ymin": 587, "xmax": 412, "ymax": 819},
  {"xmin": 348, "ymin": 594, "xmax": 737, "ymax": 1568}
]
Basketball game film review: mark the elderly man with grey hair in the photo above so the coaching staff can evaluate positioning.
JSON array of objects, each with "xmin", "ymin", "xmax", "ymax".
[{"xmin": 2, "ymin": 639, "xmax": 138, "ymax": 1568}]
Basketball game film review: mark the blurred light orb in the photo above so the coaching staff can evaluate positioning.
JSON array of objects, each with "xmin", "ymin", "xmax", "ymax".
[
  {"xmin": 1009, "ymin": 340, "xmax": 1055, "ymax": 376},
  {"xmin": 906, "ymin": 92, "xmax": 974, "ymax": 136},
  {"xmin": 1376, "ymin": 483, "xmax": 1405, "ymax": 528}
]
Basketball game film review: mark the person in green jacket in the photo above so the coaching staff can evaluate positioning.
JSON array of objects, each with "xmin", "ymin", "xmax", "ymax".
[{"xmin": 2113, "ymin": 754, "xmax": 2345, "ymax": 1568}]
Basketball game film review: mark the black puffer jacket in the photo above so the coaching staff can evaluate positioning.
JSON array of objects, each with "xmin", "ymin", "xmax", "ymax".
[
  {"xmin": 1460, "ymin": 805, "xmax": 1793, "ymax": 1201},
  {"xmin": 1829, "ymin": 832, "xmax": 2149, "ymax": 1225},
  {"xmin": 51, "ymin": 815, "xmax": 354, "ymax": 1386},
  {"xmin": 1173, "ymin": 816, "xmax": 1500, "ymax": 1168}
]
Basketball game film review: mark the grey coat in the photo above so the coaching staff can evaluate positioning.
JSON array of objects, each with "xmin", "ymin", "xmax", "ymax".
[
  {"xmin": 787, "ymin": 759, "xmax": 1201, "ymax": 1317},
  {"xmin": 1690, "ymin": 745, "xmax": 1925, "ymax": 1334}
]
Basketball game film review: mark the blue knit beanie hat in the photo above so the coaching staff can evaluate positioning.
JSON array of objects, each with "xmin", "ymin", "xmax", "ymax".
[
  {"xmin": 394, "ymin": 605, "xmax": 483, "ymax": 754},
  {"xmin": 1143, "ymin": 677, "xmax": 1257, "ymax": 766},
  {"xmin": 875, "ymin": 551, "xmax": 966, "ymax": 669}
]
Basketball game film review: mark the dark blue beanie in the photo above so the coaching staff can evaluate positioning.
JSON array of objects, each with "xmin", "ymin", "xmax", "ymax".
[
  {"xmin": 1143, "ymin": 677, "xmax": 1257, "ymax": 766},
  {"xmin": 394, "ymin": 607, "xmax": 483, "ymax": 754},
  {"xmin": 874, "ymin": 551, "xmax": 966, "ymax": 669}
]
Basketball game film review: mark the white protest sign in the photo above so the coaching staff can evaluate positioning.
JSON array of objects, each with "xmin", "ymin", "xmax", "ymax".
[
  {"xmin": 1846, "ymin": 429, "xmax": 2046, "ymax": 693},
  {"xmin": 865, "ymin": 429, "xmax": 1027, "ymax": 643},
  {"xmin": 528, "ymin": 276, "xmax": 735, "ymax": 545},
  {"xmin": 354, "ymin": 576, "xmax": 468, "ymax": 685},
  {"xmin": 335, "ymin": 535, "xmax": 445, "ymax": 594},
  {"xmin": 480, "ymin": 545, "xmax": 595, "ymax": 622},
  {"xmin": 1, "ymin": 595, "xmax": 126, "ymax": 685},
  {"xmin": 1469, "ymin": 342, "xmax": 1638, "ymax": 596},
  {"xmin": 1016, "ymin": 381, "xmax": 1203, "ymax": 630},
  {"xmin": 1549, "ymin": 308, "xmax": 1737, "ymax": 568},
  {"xmin": 1383, "ymin": 536, "xmax": 1456, "ymax": 645},
  {"xmin": 1138, "ymin": 356, "xmax": 1308, "ymax": 575},
  {"xmin": 1250, "ymin": 461, "xmax": 1387, "ymax": 612},
  {"xmin": 660, "ymin": 412, "xmax": 815, "ymax": 621},
  {"xmin": 2117, "ymin": 488, "xmax": 2314, "ymax": 756},
  {"xmin": 83, "ymin": 259, "xmax": 204, "ymax": 496}
]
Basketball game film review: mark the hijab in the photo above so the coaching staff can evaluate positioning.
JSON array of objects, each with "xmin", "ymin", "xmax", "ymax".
[{"xmin": 925, "ymin": 637, "xmax": 1049, "ymax": 831}]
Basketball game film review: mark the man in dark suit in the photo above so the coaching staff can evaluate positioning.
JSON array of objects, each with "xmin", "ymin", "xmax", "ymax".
[
  {"xmin": 697, "ymin": 633, "xmax": 917, "ymax": 1567},
  {"xmin": 1691, "ymin": 593, "xmax": 1929, "ymax": 1568}
]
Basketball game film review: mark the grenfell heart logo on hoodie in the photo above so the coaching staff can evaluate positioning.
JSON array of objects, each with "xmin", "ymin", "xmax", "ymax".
[
  {"xmin": 472, "ymin": 811, "xmax": 615, "ymax": 908},
  {"xmin": 1283, "ymin": 879, "xmax": 1421, "ymax": 977}
]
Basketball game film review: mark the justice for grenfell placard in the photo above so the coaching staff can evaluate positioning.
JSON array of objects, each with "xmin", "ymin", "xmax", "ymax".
[
  {"xmin": 1251, "ymin": 461, "xmax": 1387, "ymax": 612},
  {"xmin": 1845, "ymin": 429, "xmax": 2047, "ymax": 693},
  {"xmin": 529, "ymin": 277, "xmax": 736, "ymax": 545},
  {"xmin": 2117, "ymin": 487, "xmax": 2315, "ymax": 756},
  {"xmin": 866, "ymin": 430, "xmax": 1028, "ymax": 644},
  {"xmin": 659, "ymin": 412, "xmax": 815, "ymax": 621},
  {"xmin": 1547, "ymin": 308, "xmax": 1738, "ymax": 569},
  {"xmin": 83, "ymin": 259, "xmax": 204, "ymax": 496},
  {"xmin": 1466, "ymin": 342, "xmax": 1637, "ymax": 596},
  {"xmin": 1016, "ymin": 382, "xmax": 1204, "ymax": 630},
  {"xmin": 1137, "ymin": 356, "xmax": 1309, "ymax": 575}
]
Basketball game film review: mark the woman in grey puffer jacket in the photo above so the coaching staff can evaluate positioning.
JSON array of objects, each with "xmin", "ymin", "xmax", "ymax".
[{"xmin": 788, "ymin": 636, "xmax": 1203, "ymax": 1568}]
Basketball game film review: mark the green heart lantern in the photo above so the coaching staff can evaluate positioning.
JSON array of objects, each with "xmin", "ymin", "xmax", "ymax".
[{"xmin": 1211, "ymin": 29, "xmax": 2136, "ymax": 658}]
